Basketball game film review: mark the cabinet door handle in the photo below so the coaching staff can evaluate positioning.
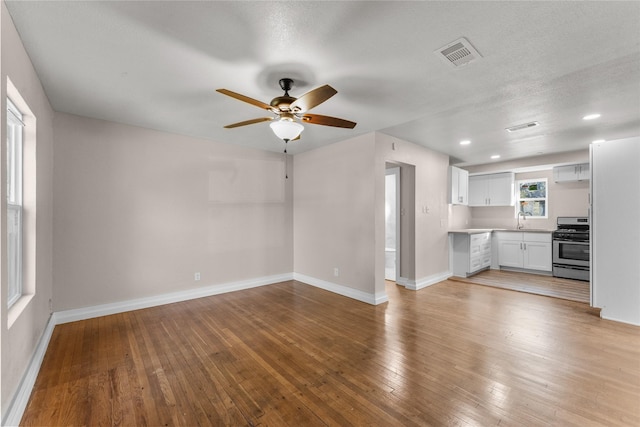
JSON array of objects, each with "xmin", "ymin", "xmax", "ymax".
[
  {"xmin": 524, "ymin": 243, "xmax": 527, "ymax": 250},
  {"xmin": 520, "ymin": 243, "xmax": 523, "ymax": 250}
]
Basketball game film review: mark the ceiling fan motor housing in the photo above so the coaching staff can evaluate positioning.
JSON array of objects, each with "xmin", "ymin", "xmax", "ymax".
[{"xmin": 270, "ymin": 95, "xmax": 296, "ymax": 111}]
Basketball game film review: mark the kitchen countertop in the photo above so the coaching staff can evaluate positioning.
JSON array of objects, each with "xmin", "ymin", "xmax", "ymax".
[
  {"xmin": 448, "ymin": 228, "xmax": 555, "ymax": 234},
  {"xmin": 448, "ymin": 229, "xmax": 495, "ymax": 234}
]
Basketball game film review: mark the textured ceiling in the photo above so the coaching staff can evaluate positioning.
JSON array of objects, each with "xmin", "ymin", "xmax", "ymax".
[{"xmin": 5, "ymin": 1, "xmax": 640, "ymax": 166}]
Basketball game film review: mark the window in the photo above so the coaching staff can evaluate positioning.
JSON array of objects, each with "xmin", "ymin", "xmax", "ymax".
[
  {"xmin": 7, "ymin": 98, "xmax": 24, "ymax": 307},
  {"xmin": 517, "ymin": 178, "xmax": 547, "ymax": 219}
]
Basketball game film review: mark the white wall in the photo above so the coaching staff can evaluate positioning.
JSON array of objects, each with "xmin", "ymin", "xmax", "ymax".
[
  {"xmin": 375, "ymin": 133, "xmax": 452, "ymax": 292},
  {"xmin": 53, "ymin": 113, "xmax": 293, "ymax": 311},
  {"xmin": 449, "ymin": 205, "xmax": 472, "ymax": 229},
  {"xmin": 1, "ymin": 1, "xmax": 55, "ymax": 419},
  {"xmin": 293, "ymin": 132, "xmax": 452, "ymax": 302},
  {"xmin": 591, "ymin": 137, "xmax": 640, "ymax": 325},
  {"xmin": 293, "ymin": 133, "xmax": 377, "ymax": 297}
]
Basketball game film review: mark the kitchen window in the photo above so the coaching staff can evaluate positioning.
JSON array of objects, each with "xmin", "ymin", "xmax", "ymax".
[
  {"xmin": 517, "ymin": 178, "xmax": 548, "ymax": 219},
  {"xmin": 7, "ymin": 98, "xmax": 24, "ymax": 308}
]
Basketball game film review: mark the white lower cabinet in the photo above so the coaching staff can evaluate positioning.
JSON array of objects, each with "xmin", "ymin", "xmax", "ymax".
[
  {"xmin": 451, "ymin": 232, "xmax": 491, "ymax": 277},
  {"xmin": 496, "ymin": 232, "xmax": 552, "ymax": 272}
]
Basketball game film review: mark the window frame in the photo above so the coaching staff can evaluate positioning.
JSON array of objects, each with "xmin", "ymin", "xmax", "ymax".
[
  {"xmin": 516, "ymin": 177, "xmax": 548, "ymax": 219},
  {"xmin": 7, "ymin": 97, "xmax": 24, "ymax": 308}
]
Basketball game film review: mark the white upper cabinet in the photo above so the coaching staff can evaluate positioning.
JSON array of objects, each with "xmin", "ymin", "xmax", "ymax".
[
  {"xmin": 468, "ymin": 172, "xmax": 515, "ymax": 207},
  {"xmin": 449, "ymin": 166, "xmax": 469, "ymax": 205},
  {"xmin": 553, "ymin": 163, "xmax": 590, "ymax": 182}
]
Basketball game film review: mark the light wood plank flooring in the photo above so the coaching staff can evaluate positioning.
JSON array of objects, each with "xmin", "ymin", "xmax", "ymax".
[
  {"xmin": 450, "ymin": 269, "xmax": 591, "ymax": 303},
  {"xmin": 22, "ymin": 279, "xmax": 639, "ymax": 426}
]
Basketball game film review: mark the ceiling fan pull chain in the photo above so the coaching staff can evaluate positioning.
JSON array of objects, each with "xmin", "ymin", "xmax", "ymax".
[{"xmin": 284, "ymin": 140, "xmax": 288, "ymax": 179}]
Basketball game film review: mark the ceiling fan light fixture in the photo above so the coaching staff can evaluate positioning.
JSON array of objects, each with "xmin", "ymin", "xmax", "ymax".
[{"xmin": 270, "ymin": 118, "xmax": 304, "ymax": 141}]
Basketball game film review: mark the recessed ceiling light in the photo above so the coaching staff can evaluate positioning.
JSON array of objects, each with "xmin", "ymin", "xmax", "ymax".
[
  {"xmin": 592, "ymin": 139, "xmax": 606, "ymax": 143},
  {"xmin": 583, "ymin": 113, "xmax": 601, "ymax": 120},
  {"xmin": 460, "ymin": 140, "xmax": 471, "ymax": 145},
  {"xmin": 491, "ymin": 155, "xmax": 500, "ymax": 159}
]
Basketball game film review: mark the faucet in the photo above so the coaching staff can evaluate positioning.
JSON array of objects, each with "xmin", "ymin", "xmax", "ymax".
[{"xmin": 517, "ymin": 211, "xmax": 527, "ymax": 229}]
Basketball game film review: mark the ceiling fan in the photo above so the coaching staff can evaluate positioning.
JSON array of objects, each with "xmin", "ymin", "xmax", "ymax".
[{"xmin": 216, "ymin": 78, "xmax": 356, "ymax": 143}]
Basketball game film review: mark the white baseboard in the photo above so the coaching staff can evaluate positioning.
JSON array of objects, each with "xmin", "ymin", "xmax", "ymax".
[
  {"xmin": 3, "ymin": 271, "xmax": 387, "ymax": 425},
  {"xmin": 293, "ymin": 273, "xmax": 386, "ymax": 305},
  {"xmin": 396, "ymin": 276, "xmax": 414, "ymax": 288},
  {"xmin": 399, "ymin": 271, "xmax": 451, "ymax": 291},
  {"xmin": 600, "ymin": 310, "xmax": 640, "ymax": 327},
  {"xmin": 2, "ymin": 314, "xmax": 56, "ymax": 427},
  {"xmin": 55, "ymin": 273, "xmax": 294, "ymax": 324}
]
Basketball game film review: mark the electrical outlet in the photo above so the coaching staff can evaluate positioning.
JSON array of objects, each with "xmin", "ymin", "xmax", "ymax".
[
  {"xmin": 334, "ymin": 268, "xmax": 339, "ymax": 277},
  {"xmin": 194, "ymin": 272, "xmax": 201, "ymax": 281}
]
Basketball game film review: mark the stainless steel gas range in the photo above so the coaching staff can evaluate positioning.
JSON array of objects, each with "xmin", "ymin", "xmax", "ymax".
[{"xmin": 552, "ymin": 217, "xmax": 590, "ymax": 281}]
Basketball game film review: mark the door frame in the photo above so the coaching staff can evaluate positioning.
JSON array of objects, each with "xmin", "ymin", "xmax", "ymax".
[{"xmin": 385, "ymin": 165, "xmax": 401, "ymax": 282}]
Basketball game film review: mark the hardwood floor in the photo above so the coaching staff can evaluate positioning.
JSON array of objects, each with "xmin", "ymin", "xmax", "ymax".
[
  {"xmin": 22, "ymin": 280, "xmax": 640, "ymax": 426},
  {"xmin": 450, "ymin": 269, "xmax": 591, "ymax": 303}
]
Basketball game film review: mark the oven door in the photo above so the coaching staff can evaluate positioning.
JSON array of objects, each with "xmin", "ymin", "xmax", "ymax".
[{"xmin": 553, "ymin": 239, "xmax": 590, "ymax": 267}]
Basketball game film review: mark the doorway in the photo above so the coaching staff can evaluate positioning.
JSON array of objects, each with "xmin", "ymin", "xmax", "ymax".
[{"xmin": 385, "ymin": 166, "xmax": 400, "ymax": 282}]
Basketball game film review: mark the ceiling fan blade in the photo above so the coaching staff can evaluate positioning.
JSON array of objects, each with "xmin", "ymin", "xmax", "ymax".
[
  {"xmin": 290, "ymin": 85, "xmax": 337, "ymax": 113},
  {"xmin": 301, "ymin": 114, "xmax": 357, "ymax": 129},
  {"xmin": 223, "ymin": 117, "xmax": 273, "ymax": 128},
  {"xmin": 217, "ymin": 89, "xmax": 274, "ymax": 111}
]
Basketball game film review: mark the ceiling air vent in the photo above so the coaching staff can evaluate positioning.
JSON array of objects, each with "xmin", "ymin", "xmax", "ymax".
[
  {"xmin": 505, "ymin": 121, "xmax": 540, "ymax": 133},
  {"xmin": 435, "ymin": 37, "xmax": 482, "ymax": 68}
]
